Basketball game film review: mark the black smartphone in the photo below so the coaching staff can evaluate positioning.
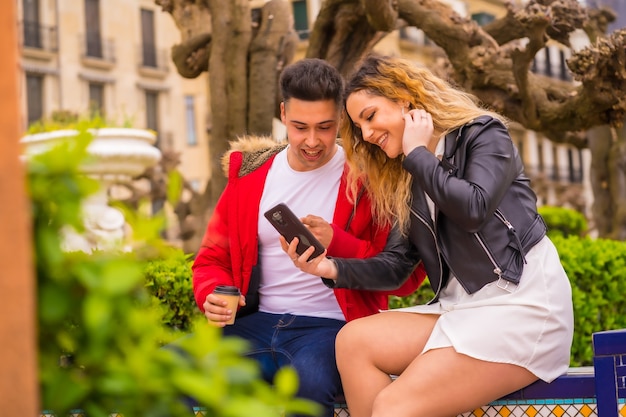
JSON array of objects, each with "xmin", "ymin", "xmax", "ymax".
[{"xmin": 264, "ymin": 203, "xmax": 326, "ymax": 261}]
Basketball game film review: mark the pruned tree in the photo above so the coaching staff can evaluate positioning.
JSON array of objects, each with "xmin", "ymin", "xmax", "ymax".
[{"xmin": 155, "ymin": 0, "xmax": 626, "ymax": 252}]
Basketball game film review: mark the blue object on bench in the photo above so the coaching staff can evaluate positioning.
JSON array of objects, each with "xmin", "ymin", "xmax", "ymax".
[
  {"xmin": 333, "ymin": 367, "xmax": 597, "ymax": 406},
  {"xmin": 504, "ymin": 367, "xmax": 595, "ymax": 399},
  {"xmin": 593, "ymin": 328, "xmax": 626, "ymax": 417}
]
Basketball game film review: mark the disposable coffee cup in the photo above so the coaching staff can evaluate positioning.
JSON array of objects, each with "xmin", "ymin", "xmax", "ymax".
[{"xmin": 213, "ymin": 285, "xmax": 241, "ymax": 325}]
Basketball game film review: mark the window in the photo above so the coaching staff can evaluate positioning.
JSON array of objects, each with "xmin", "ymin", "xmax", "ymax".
[
  {"xmin": 471, "ymin": 12, "xmax": 495, "ymax": 26},
  {"xmin": 145, "ymin": 90, "xmax": 160, "ymax": 146},
  {"xmin": 568, "ymin": 148, "xmax": 583, "ymax": 183},
  {"xmin": 89, "ymin": 82, "xmax": 105, "ymax": 116},
  {"xmin": 184, "ymin": 95, "xmax": 198, "ymax": 146},
  {"xmin": 551, "ymin": 146, "xmax": 559, "ymax": 181},
  {"xmin": 23, "ymin": 0, "xmax": 41, "ymax": 48},
  {"xmin": 559, "ymin": 50, "xmax": 570, "ymax": 81},
  {"xmin": 536, "ymin": 140, "xmax": 544, "ymax": 174},
  {"xmin": 84, "ymin": 0, "xmax": 102, "ymax": 57},
  {"xmin": 26, "ymin": 74, "xmax": 44, "ymax": 126},
  {"xmin": 141, "ymin": 9, "xmax": 157, "ymax": 67},
  {"xmin": 544, "ymin": 48, "xmax": 552, "ymax": 77},
  {"xmin": 292, "ymin": 0, "xmax": 309, "ymax": 40}
]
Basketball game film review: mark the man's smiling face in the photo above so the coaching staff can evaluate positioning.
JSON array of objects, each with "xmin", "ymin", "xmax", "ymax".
[{"xmin": 281, "ymin": 98, "xmax": 340, "ymax": 172}]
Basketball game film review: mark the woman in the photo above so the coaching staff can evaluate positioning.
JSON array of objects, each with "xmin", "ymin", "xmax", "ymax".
[{"xmin": 284, "ymin": 54, "xmax": 574, "ymax": 417}]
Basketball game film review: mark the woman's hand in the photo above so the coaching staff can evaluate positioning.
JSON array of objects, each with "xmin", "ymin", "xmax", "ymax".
[
  {"xmin": 279, "ymin": 236, "xmax": 338, "ymax": 279},
  {"xmin": 402, "ymin": 109, "xmax": 434, "ymax": 156}
]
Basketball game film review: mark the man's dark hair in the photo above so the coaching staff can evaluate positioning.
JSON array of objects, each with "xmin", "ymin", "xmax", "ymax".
[{"xmin": 279, "ymin": 58, "xmax": 344, "ymax": 108}]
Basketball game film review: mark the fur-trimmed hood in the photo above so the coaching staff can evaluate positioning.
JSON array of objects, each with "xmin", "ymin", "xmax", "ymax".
[{"xmin": 221, "ymin": 135, "xmax": 287, "ymax": 178}]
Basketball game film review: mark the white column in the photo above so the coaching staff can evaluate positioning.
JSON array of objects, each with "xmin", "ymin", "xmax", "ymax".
[
  {"xmin": 524, "ymin": 130, "xmax": 539, "ymax": 177},
  {"xmin": 555, "ymin": 144, "xmax": 570, "ymax": 182}
]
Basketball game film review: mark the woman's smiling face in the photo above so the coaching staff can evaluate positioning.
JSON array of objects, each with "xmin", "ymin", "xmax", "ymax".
[{"xmin": 346, "ymin": 90, "xmax": 406, "ymax": 159}]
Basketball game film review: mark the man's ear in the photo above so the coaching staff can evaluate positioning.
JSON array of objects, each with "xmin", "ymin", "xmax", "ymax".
[{"xmin": 280, "ymin": 102, "xmax": 286, "ymax": 123}]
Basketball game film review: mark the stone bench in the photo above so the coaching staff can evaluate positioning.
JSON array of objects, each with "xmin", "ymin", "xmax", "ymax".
[{"xmin": 333, "ymin": 368, "xmax": 596, "ymax": 417}]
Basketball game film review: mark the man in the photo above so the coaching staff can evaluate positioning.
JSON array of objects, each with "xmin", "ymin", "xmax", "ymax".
[{"xmin": 192, "ymin": 58, "xmax": 425, "ymax": 417}]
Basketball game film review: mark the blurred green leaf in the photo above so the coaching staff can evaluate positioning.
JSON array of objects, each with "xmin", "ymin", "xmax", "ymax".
[
  {"xmin": 167, "ymin": 170, "xmax": 184, "ymax": 207},
  {"xmin": 274, "ymin": 367, "xmax": 299, "ymax": 398}
]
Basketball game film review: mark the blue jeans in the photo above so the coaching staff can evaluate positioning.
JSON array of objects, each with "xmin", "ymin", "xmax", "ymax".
[{"xmin": 224, "ymin": 312, "xmax": 345, "ymax": 417}]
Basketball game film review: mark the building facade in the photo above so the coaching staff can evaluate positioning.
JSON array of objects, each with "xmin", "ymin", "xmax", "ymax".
[
  {"xmin": 18, "ymin": 0, "xmax": 211, "ymax": 194},
  {"xmin": 19, "ymin": 0, "xmax": 616, "ymax": 236}
]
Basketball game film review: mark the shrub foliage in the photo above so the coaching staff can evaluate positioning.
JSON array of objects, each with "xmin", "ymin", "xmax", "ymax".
[{"xmin": 29, "ymin": 130, "xmax": 318, "ymax": 417}]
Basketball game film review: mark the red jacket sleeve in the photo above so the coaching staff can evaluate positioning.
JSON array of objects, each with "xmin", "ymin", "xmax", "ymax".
[{"xmin": 192, "ymin": 189, "xmax": 236, "ymax": 311}]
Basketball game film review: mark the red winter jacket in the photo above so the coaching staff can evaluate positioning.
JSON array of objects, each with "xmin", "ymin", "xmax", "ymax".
[{"xmin": 192, "ymin": 137, "xmax": 426, "ymax": 321}]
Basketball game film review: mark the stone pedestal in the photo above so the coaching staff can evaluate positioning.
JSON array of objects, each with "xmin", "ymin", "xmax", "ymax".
[{"xmin": 21, "ymin": 127, "xmax": 162, "ymax": 252}]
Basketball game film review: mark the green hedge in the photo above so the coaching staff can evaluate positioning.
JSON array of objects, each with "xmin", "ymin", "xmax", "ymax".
[
  {"xmin": 144, "ymin": 250, "xmax": 203, "ymax": 331},
  {"xmin": 151, "ymin": 233, "xmax": 626, "ymax": 367},
  {"xmin": 539, "ymin": 205, "xmax": 588, "ymax": 238},
  {"xmin": 551, "ymin": 235, "xmax": 626, "ymax": 365},
  {"xmin": 144, "ymin": 204, "xmax": 624, "ymax": 368}
]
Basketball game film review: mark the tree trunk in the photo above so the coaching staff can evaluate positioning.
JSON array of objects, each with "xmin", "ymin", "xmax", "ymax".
[
  {"xmin": 607, "ymin": 125, "xmax": 626, "ymax": 240},
  {"xmin": 587, "ymin": 124, "xmax": 626, "ymax": 239},
  {"xmin": 206, "ymin": 0, "xmax": 251, "ymax": 203},
  {"xmin": 0, "ymin": 1, "xmax": 39, "ymax": 411},
  {"xmin": 248, "ymin": 0, "xmax": 298, "ymax": 136}
]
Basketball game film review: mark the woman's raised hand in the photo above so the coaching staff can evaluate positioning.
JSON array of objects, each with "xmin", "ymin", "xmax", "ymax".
[{"xmin": 402, "ymin": 109, "xmax": 434, "ymax": 156}]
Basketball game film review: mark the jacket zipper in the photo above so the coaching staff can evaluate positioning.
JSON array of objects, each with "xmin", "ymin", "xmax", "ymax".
[
  {"xmin": 410, "ymin": 207, "xmax": 444, "ymax": 303},
  {"xmin": 494, "ymin": 209, "xmax": 527, "ymax": 261},
  {"xmin": 473, "ymin": 209, "xmax": 526, "ymax": 285},
  {"xmin": 473, "ymin": 232, "xmax": 502, "ymax": 279}
]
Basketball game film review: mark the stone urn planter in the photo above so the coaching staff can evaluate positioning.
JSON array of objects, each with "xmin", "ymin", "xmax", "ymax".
[{"xmin": 21, "ymin": 127, "xmax": 162, "ymax": 252}]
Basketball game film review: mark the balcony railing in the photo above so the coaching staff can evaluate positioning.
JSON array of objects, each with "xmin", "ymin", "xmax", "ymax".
[
  {"xmin": 138, "ymin": 44, "xmax": 169, "ymax": 73},
  {"xmin": 80, "ymin": 33, "xmax": 116, "ymax": 64},
  {"xmin": 21, "ymin": 21, "xmax": 58, "ymax": 52}
]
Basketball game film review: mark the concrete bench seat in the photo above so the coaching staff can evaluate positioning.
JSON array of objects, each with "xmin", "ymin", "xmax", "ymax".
[
  {"xmin": 332, "ymin": 367, "xmax": 597, "ymax": 416},
  {"xmin": 333, "ymin": 366, "xmax": 595, "ymax": 402}
]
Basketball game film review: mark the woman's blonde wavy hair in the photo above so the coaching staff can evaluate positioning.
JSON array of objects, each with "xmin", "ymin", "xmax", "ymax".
[{"xmin": 341, "ymin": 54, "xmax": 506, "ymax": 234}]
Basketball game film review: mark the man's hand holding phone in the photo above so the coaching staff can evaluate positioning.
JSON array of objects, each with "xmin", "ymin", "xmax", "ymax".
[
  {"xmin": 264, "ymin": 203, "xmax": 326, "ymax": 260},
  {"xmin": 265, "ymin": 203, "xmax": 338, "ymax": 279},
  {"xmin": 300, "ymin": 214, "xmax": 333, "ymax": 248}
]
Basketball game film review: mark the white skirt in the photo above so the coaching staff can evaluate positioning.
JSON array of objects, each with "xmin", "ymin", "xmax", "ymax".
[{"xmin": 386, "ymin": 236, "xmax": 574, "ymax": 382}]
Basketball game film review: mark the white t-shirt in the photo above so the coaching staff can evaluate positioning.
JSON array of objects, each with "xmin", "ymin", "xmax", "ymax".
[{"xmin": 257, "ymin": 146, "xmax": 345, "ymax": 321}]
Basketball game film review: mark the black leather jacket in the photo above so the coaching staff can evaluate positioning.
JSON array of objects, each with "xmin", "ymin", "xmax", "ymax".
[{"xmin": 329, "ymin": 116, "xmax": 546, "ymax": 301}]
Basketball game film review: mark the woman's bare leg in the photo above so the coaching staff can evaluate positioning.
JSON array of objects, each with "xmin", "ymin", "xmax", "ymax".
[
  {"xmin": 335, "ymin": 312, "xmax": 439, "ymax": 417},
  {"xmin": 371, "ymin": 347, "xmax": 538, "ymax": 417}
]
